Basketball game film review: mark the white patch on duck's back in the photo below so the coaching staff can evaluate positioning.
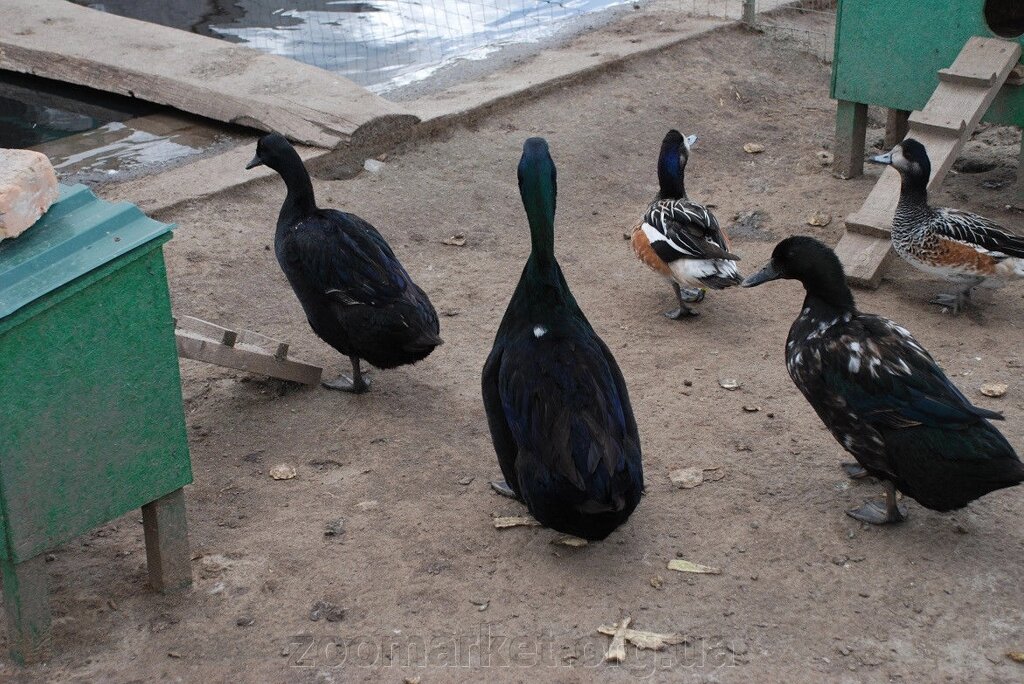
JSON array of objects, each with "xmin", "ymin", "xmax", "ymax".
[
  {"xmin": 641, "ymin": 221, "xmax": 667, "ymax": 245},
  {"xmin": 533, "ymin": 325, "xmax": 548, "ymax": 338}
]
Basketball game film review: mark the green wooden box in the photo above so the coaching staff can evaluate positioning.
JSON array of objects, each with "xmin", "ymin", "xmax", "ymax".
[
  {"xmin": 832, "ymin": 0, "xmax": 1024, "ymax": 126},
  {"xmin": 0, "ymin": 184, "xmax": 193, "ymax": 664},
  {"xmin": 830, "ymin": 0, "xmax": 1024, "ymax": 179}
]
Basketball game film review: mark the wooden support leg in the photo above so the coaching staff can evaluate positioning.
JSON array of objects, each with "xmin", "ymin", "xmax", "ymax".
[
  {"xmin": 885, "ymin": 109, "xmax": 911, "ymax": 148},
  {"xmin": 1, "ymin": 555, "xmax": 50, "ymax": 665},
  {"xmin": 142, "ymin": 488, "xmax": 192, "ymax": 593},
  {"xmin": 1018, "ymin": 136, "xmax": 1024, "ymax": 203},
  {"xmin": 834, "ymin": 100, "xmax": 868, "ymax": 179}
]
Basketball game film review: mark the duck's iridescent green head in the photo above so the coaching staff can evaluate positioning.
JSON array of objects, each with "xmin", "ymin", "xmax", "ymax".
[{"xmin": 518, "ymin": 137, "xmax": 557, "ymax": 259}]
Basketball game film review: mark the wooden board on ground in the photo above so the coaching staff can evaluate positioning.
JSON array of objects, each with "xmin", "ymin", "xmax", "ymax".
[
  {"xmin": 0, "ymin": 0, "xmax": 418, "ymax": 149},
  {"xmin": 836, "ymin": 37, "xmax": 1022, "ymax": 288},
  {"xmin": 175, "ymin": 315, "xmax": 322, "ymax": 386}
]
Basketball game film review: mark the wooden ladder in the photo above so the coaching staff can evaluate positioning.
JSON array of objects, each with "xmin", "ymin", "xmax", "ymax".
[
  {"xmin": 835, "ymin": 37, "xmax": 1022, "ymax": 288},
  {"xmin": 174, "ymin": 315, "xmax": 323, "ymax": 385}
]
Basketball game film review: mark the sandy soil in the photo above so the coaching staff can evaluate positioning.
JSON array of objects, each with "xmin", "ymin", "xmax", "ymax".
[{"xmin": 4, "ymin": 20, "xmax": 1024, "ymax": 684}]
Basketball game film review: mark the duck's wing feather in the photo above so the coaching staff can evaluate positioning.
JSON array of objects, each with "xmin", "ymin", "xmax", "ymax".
[
  {"xmin": 817, "ymin": 315, "xmax": 1001, "ymax": 431},
  {"xmin": 482, "ymin": 343, "xmax": 521, "ymax": 497},
  {"xmin": 495, "ymin": 330, "xmax": 641, "ymax": 502},
  {"xmin": 281, "ymin": 209, "xmax": 412, "ymax": 306},
  {"xmin": 933, "ymin": 208, "xmax": 1024, "ymax": 258},
  {"xmin": 643, "ymin": 199, "xmax": 739, "ymax": 262}
]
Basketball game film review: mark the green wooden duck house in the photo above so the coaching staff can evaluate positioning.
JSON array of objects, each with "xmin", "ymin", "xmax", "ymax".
[
  {"xmin": 0, "ymin": 184, "xmax": 193, "ymax": 664},
  {"xmin": 832, "ymin": 0, "xmax": 1024, "ymax": 178}
]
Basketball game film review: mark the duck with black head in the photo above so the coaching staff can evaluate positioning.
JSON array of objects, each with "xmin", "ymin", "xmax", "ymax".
[
  {"xmin": 871, "ymin": 138, "xmax": 1024, "ymax": 313},
  {"xmin": 482, "ymin": 138, "xmax": 644, "ymax": 541},
  {"xmin": 630, "ymin": 129, "xmax": 742, "ymax": 319},
  {"xmin": 246, "ymin": 132, "xmax": 442, "ymax": 393},
  {"xmin": 743, "ymin": 236, "xmax": 1024, "ymax": 524}
]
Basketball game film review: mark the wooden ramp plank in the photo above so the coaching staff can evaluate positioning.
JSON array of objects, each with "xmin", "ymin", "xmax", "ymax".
[
  {"xmin": 837, "ymin": 37, "xmax": 1021, "ymax": 288},
  {"xmin": 0, "ymin": 0, "xmax": 418, "ymax": 148},
  {"xmin": 175, "ymin": 317, "xmax": 323, "ymax": 386}
]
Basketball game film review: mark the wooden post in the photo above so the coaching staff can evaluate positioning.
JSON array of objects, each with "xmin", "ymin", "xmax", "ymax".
[
  {"xmin": 1, "ymin": 555, "xmax": 51, "ymax": 665},
  {"xmin": 834, "ymin": 100, "xmax": 868, "ymax": 179},
  {"xmin": 885, "ymin": 109, "xmax": 911, "ymax": 148},
  {"xmin": 742, "ymin": 0, "xmax": 756, "ymax": 26},
  {"xmin": 1018, "ymin": 139, "xmax": 1024, "ymax": 203},
  {"xmin": 142, "ymin": 488, "xmax": 192, "ymax": 593}
]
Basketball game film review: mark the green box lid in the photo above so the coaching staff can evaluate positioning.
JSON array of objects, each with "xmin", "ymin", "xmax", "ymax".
[{"xmin": 0, "ymin": 184, "xmax": 174, "ymax": 320}]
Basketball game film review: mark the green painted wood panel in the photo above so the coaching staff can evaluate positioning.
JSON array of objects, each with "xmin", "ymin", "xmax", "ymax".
[
  {"xmin": 0, "ymin": 239, "xmax": 191, "ymax": 562},
  {"xmin": 831, "ymin": 0, "xmax": 1024, "ymax": 127}
]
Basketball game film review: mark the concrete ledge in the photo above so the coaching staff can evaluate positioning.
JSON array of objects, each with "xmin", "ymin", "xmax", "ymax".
[{"xmin": 0, "ymin": 0, "xmax": 417, "ymax": 149}]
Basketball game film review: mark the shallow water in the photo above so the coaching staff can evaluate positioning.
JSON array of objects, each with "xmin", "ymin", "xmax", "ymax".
[{"xmin": 72, "ymin": 0, "xmax": 629, "ymax": 92}]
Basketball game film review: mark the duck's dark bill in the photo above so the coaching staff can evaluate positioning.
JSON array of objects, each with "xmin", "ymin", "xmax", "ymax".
[
  {"xmin": 741, "ymin": 261, "xmax": 781, "ymax": 287},
  {"xmin": 245, "ymin": 155, "xmax": 263, "ymax": 170},
  {"xmin": 869, "ymin": 152, "xmax": 893, "ymax": 165}
]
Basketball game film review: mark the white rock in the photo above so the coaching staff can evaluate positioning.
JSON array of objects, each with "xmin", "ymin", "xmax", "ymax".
[
  {"xmin": 363, "ymin": 158, "xmax": 385, "ymax": 174},
  {"xmin": 0, "ymin": 149, "xmax": 59, "ymax": 241}
]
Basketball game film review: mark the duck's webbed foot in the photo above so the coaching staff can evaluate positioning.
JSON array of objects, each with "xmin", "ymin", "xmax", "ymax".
[
  {"xmin": 322, "ymin": 357, "xmax": 372, "ymax": 393},
  {"xmin": 665, "ymin": 283, "xmax": 702, "ymax": 319},
  {"xmin": 930, "ymin": 287, "xmax": 973, "ymax": 314},
  {"xmin": 841, "ymin": 462, "xmax": 870, "ymax": 480},
  {"xmin": 489, "ymin": 480, "xmax": 520, "ymax": 499},
  {"xmin": 846, "ymin": 481, "xmax": 908, "ymax": 525}
]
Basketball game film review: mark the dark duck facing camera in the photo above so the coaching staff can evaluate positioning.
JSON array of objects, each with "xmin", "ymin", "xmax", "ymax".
[
  {"xmin": 481, "ymin": 137, "xmax": 644, "ymax": 541},
  {"xmin": 247, "ymin": 132, "xmax": 441, "ymax": 392},
  {"xmin": 871, "ymin": 138, "xmax": 1024, "ymax": 313},
  {"xmin": 743, "ymin": 236, "xmax": 1023, "ymax": 524},
  {"xmin": 630, "ymin": 129, "xmax": 741, "ymax": 319}
]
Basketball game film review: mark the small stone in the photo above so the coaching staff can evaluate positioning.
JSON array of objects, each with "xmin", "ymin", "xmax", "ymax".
[
  {"xmin": 167, "ymin": 651, "xmax": 182, "ymax": 658},
  {"xmin": 727, "ymin": 640, "xmax": 749, "ymax": 655},
  {"xmin": 236, "ymin": 616, "xmax": 254, "ymax": 627},
  {"xmin": 743, "ymin": 143, "xmax": 765, "ymax": 154},
  {"xmin": 719, "ymin": 378, "xmax": 741, "ymax": 390},
  {"xmin": 838, "ymin": 646, "xmax": 852, "ymax": 656},
  {"xmin": 324, "ymin": 518, "xmax": 344, "ymax": 537},
  {"xmin": 363, "ymin": 158, "xmax": 385, "ymax": 174},
  {"xmin": 980, "ymin": 383, "xmax": 1008, "ymax": 398},
  {"xmin": 650, "ymin": 575, "xmax": 664, "ymax": 589},
  {"xmin": 269, "ymin": 464, "xmax": 296, "ymax": 480},
  {"xmin": 442, "ymin": 233, "xmax": 467, "ymax": 247},
  {"xmin": 817, "ymin": 150, "xmax": 834, "ymax": 166},
  {"xmin": 458, "ymin": 476, "xmax": 474, "ymax": 485},
  {"xmin": 0, "ymin": 148, "xmax": 59, "ymax": 241},
  {"xmin": 831, "ymin": 555, "xmax": 849, "ymax": 566},
  {"xmin": 742, "ymin": 405, "xmax": 760, "ymax": 412},
  {"xmin": 683, "ymin": 379, "xmax": 693, "ymax": 387}
]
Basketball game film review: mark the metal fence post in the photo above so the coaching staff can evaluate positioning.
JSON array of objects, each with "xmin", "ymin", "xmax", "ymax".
[{"xmin": 743, "ymin": 0, "xmax": 756, "ymax": 26}]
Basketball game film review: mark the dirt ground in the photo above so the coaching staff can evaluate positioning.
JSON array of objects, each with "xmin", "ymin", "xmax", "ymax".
[{"xmin": 5, "ymin": 19, "xmax": 1024, "ymax": 684}]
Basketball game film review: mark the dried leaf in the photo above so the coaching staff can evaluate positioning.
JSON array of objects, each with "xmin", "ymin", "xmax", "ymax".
[
  {"xmin": 269, "ymin": 464, "xmax": 296, "ymax": 480},
  {"xmin": 667, "ymin": 559, "xmax": 721, "ymax": 574},
  {"xmin": 743, "ymin": 143, "xmax": 765, "ymax": 154},
  {"xmin": 442, "ymin": 233, "xmax": 467, "ymax": 246},
  {"xmin": 552, "ymin": 536, "xmax": 588, "ymax": 547},
  {"xmin": 603, "ymin": 617, "xmax": 631, "ymax": 662},
  {"xmin": 807, "ymin": 212, "xmax": 832, "ymax": 227},
  {"xmin": 980, "ymin": 383, "xmax": 1008, "ymax": 398},
  {"xmin": 493, "ymin": 516, "xmax": 541, "ymax": 529},
  {"xmin": 1007, "ymin": 651, "xmax": 1024, "ymax": 663},
  {"xmin": 669, "ymin": 468, "xmax": 704, "ymax": 489},
  {"xmin": 742, "ymin": 405, "xmax": 760, "ymax": 412},
  {"xmin": 598, "ymin": 624, "xmax": 688, "ymax": 652}
]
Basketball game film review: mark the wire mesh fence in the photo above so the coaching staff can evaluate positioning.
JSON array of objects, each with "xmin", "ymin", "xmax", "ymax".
[{"xmin": 72, "ymin": 0, "xmax": 837, "ymax": 93}]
